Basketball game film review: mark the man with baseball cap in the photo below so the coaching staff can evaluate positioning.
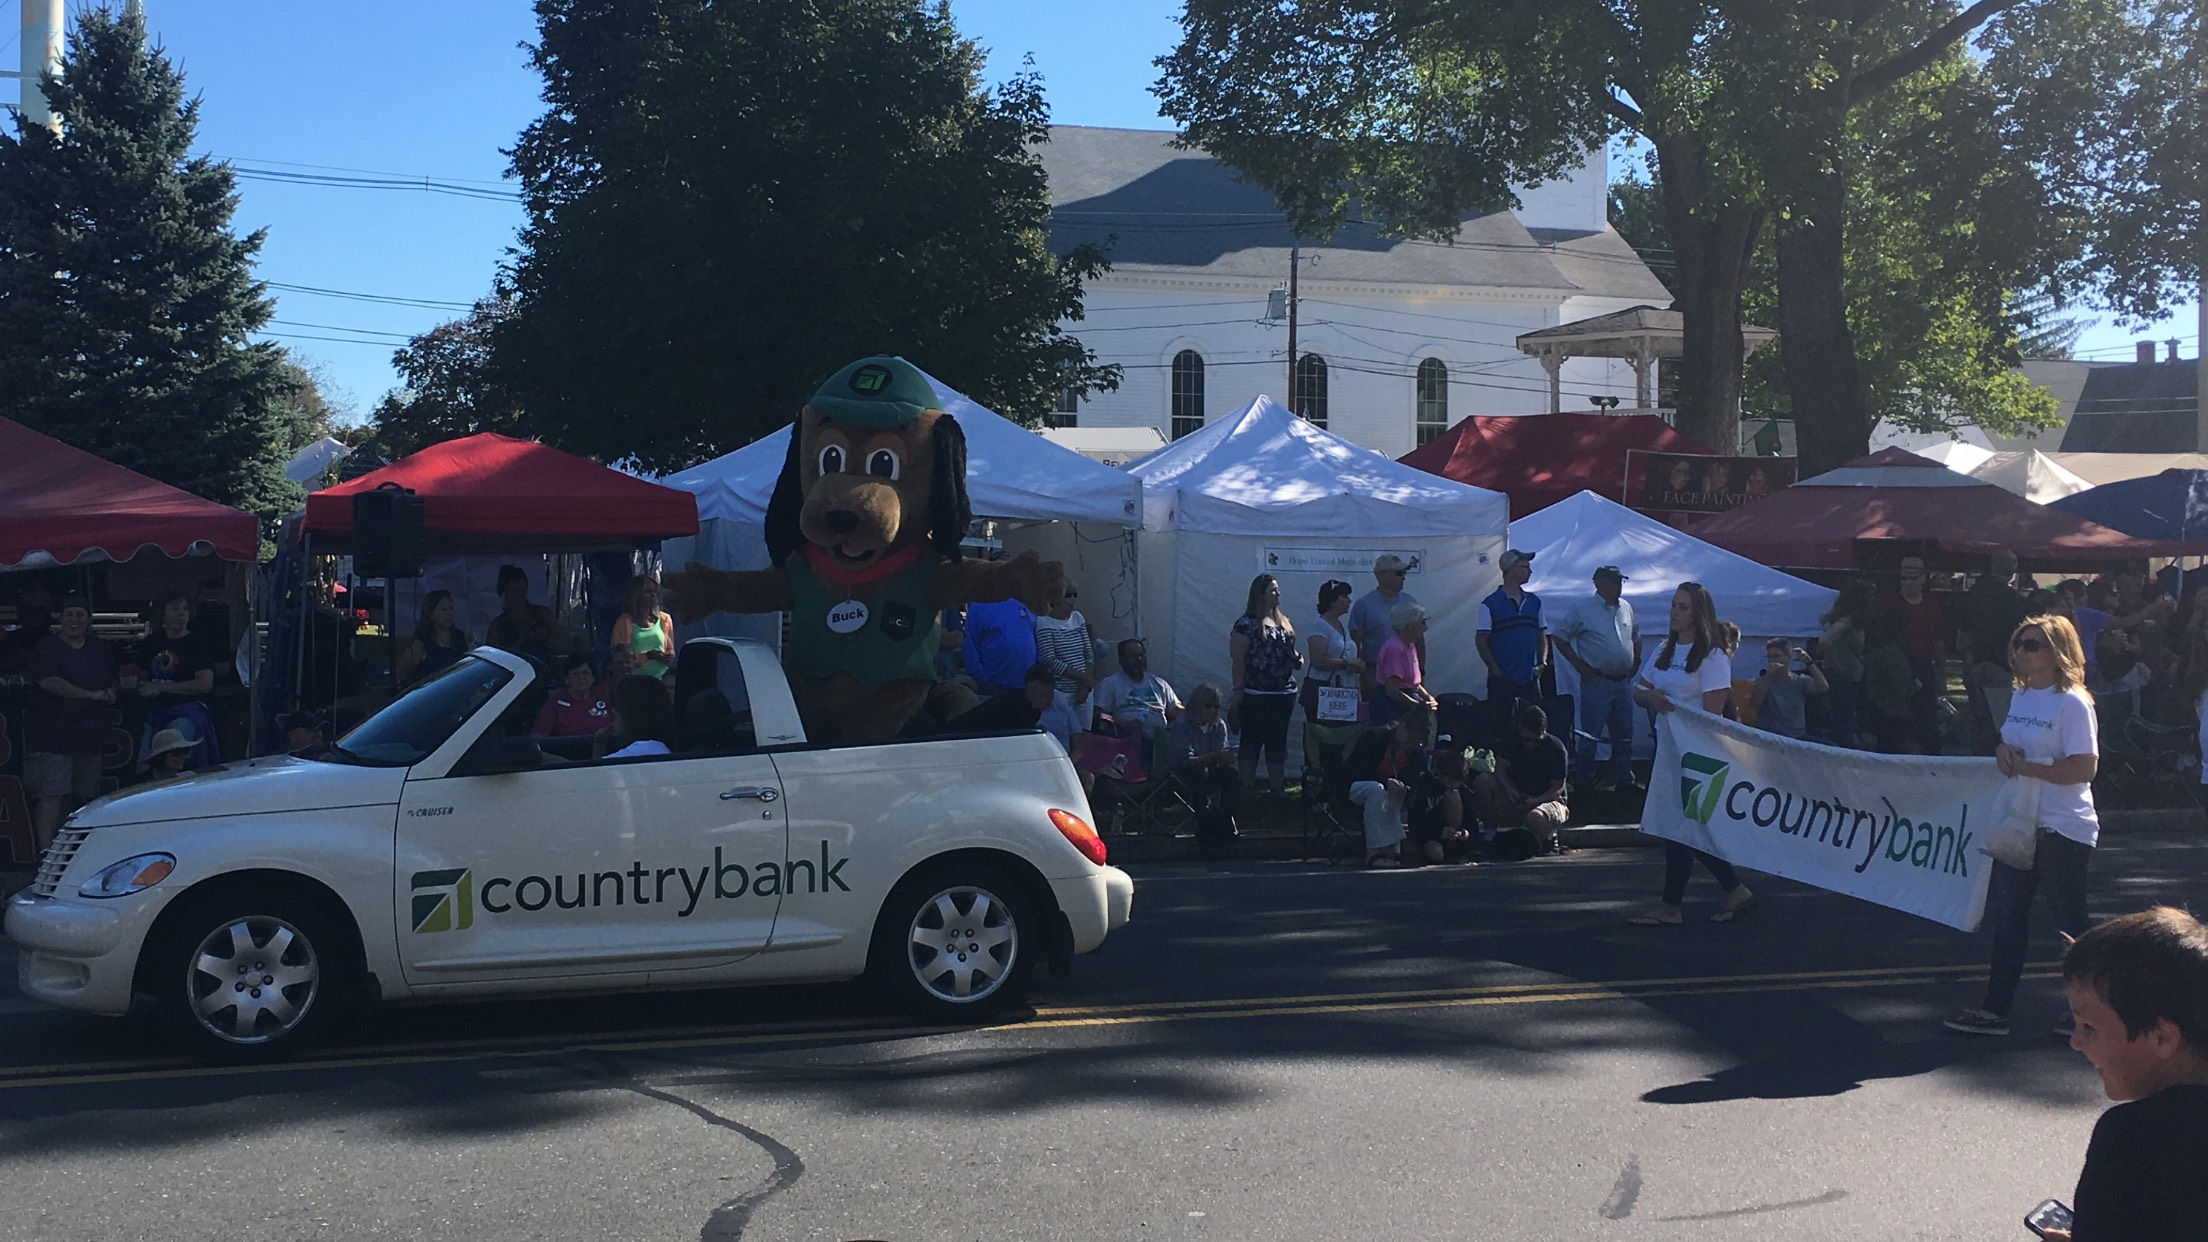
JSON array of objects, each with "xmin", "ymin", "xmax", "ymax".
[
  {"xmin": 1477, "ymin": 549, "xmax": 1548, "ymax": 736},
  {"xmin": 1349, "ymin": 553, "xmax": 1421, "ymax": 697},
  {"xmin": 1552, "ymin": 565, "xmax": 1641, "ymax": 791}
]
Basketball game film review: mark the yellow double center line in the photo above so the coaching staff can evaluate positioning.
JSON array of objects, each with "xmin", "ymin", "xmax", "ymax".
[{"xmin": 0, "ymin": 960, "xmax": 2052, "ymax": 1090}]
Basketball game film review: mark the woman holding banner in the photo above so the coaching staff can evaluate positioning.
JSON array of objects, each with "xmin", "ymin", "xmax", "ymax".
[
  {"xmin": 1945, "ymin": 613, "xmax": 2100, "ymax": 1038},
  {"xmin": 1628, "ymin": 583, "xmax": 1760, "ymax": 927}
]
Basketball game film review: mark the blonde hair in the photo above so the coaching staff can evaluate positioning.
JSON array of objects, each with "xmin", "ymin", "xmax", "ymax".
[{"xmin": 2010, "ymin": 612, "xmax": 2088, "ymax": 694}]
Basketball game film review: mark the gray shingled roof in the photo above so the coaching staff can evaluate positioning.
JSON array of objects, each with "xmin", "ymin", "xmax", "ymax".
[
  {"xmin": 2060, "ymin": 360, "xmax": 2200, "ymax": 452},
  {"xmin": 1039, "ymin": 126, "xmax": 1672, "ymax": 300}
]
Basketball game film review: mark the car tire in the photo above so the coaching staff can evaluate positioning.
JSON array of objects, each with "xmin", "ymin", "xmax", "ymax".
[
  {"xmin": 148, "ymin": 888, "xmax": 349, "ymax": 1062},
  {"xmin": 869, "ymin": 863, "xmax": 1032, "ymax": 1022}
]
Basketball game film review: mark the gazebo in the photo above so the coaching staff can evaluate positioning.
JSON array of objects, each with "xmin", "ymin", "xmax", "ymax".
[{"xmin": 1515, "ymin": 305, "xmax": 1777, "ymax": 413}]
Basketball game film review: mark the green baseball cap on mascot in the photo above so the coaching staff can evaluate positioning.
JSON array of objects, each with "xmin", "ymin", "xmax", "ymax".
[{"xmin": 811, "ymin": 356, "xmax": 942, "ymax": 429}]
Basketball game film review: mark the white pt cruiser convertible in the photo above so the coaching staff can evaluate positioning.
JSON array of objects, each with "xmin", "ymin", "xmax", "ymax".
[{"xmin": 5, "ymin": 640, "xmax": 1133, "ymax": 1060}]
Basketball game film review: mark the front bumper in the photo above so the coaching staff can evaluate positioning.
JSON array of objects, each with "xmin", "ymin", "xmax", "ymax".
[
  {"xmin": 5, "ymin": 892, "xmax": 143, "ymax": 1016},
  {"xmin": 1048, "ymin": 865, "xmax": 1134, "ymax": 955}
]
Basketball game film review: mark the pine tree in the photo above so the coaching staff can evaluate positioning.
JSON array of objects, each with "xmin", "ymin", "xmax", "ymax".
[{"xmin": 0, "ymin": 6, "xmax": 299, "ymax": 521}]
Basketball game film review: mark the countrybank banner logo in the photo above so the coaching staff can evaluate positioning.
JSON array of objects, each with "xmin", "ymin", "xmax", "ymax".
[
  {"xmin": 1644, "ymin": 711, "xmax": 2010, "ymax": 932},
  {"xmin": 406, "ymin": 843, "xmax": 854, "ymax": 934},
  {"xmin": 411, "ymin": 868, "xmax": 474, "ymax": 933},
  {"xmin": 1680, "ymin": 753, "xmax": 1730, "ymax": 824}
]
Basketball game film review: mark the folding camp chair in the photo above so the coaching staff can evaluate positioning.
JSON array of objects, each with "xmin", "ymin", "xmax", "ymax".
[
  {"xmin": 1090, "ymin": 729, "xmax": 1200, "ymax": 836},
  {"xmin": 1300, "ymin": 718, "xmax": 1370, "ymax": 863}
]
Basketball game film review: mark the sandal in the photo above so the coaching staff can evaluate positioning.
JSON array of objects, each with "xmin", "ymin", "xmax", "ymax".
[
  {"xmin": 1709, "ymin": 896, "xmax": 1760, "ymax": 924},
  {"xmin": 1626, "ymin": 911, "xmax": 1684, "ymax": 927}
]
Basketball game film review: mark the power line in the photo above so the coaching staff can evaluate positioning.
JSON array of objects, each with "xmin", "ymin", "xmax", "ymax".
[
  {"xmin": 229, "ymin": 164, "xmax": 520, "ymax": 203},
  {"xmin": 264, "ymin": 281, "xmax": 477, "ymax": 312},
  {"xmin": 257, "ymin": 330, "xmax": 400, "ymax": 349},
  {"xmin": 267, "ymin": 318, "xmax": 416, "ymax": 341}
]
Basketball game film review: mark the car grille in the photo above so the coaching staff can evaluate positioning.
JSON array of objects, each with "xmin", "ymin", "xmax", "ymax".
[{"xmin": 27, "ymin": 827, "xmax": 90, "ymax": 898}]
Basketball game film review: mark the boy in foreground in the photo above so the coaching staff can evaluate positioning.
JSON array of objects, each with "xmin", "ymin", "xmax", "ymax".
[{"xmin": 2038, "ymin": 906, "xmax": 2208, "ymax": 1240}]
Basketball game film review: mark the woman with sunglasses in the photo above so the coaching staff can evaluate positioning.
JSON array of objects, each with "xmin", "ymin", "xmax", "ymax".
[{"xmin": 1945, "ymin": 613, "xmax": 2100, "ymax": 1038}]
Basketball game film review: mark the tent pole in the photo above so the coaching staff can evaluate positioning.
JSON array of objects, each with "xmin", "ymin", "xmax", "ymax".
[
  {"xmin": 293, "ymin": 533, "xmax": 310, "ymax": 725},
  {"xmin": 1127, "ymin": 528, "xmax": 1142, "ymax": 641}
]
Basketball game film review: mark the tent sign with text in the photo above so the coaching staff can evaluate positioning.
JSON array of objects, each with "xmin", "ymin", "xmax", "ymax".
[{"xmin": 1645, "ymin": 709, "xmax": 2006, "ymax": 931}]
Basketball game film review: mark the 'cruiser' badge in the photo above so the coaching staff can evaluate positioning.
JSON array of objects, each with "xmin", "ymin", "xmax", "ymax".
[{"xmin": 826, "ymin": 599, "xmax": 870, "ymax": 634}]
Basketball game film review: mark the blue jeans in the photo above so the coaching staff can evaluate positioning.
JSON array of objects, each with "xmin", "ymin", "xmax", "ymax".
[
  {"xmin": 1574, "ymin": 674, "xmax": 1635, "ymax": 785},
  {"xmin": 1981, "ymin": 833, "xmax": 2092, "ymax": 1016}
]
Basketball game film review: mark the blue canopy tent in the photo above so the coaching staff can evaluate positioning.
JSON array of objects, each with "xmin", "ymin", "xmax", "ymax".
[{"xmin": 2050, "ymin": 469, "xmax": 2208, "ymax": 542}]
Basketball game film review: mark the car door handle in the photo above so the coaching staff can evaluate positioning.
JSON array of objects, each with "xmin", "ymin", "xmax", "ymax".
[{"xmin": 720, "ymin": 786, "xmax": 779, "ymax": 802}]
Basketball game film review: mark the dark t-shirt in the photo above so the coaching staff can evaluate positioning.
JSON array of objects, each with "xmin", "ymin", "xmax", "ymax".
[
  {"xmin": 25, "ymin": 633, "xmax": 117, "ymax": 756},
  {"xmin": 133, "ymin": 626, "xmax": 223, "ymax": 703},
  {"xmin": 486, "ymin": 604, "xmax": 558, "ymax": 663},
  {"xmin": 1963, "ymin": 580, "xmax": 2027, "ymax": 663},
  {"xmin": 1881, "ymin": 593, "xmax": 1950, "ymax": 663},
  {"xmin": 2072, "ymin": 1083, "xmax": 2208, "ymax": 1242},
  {"xmin": 1496, "ymin": 731, "xmax": 1569, "ymax": 796}
]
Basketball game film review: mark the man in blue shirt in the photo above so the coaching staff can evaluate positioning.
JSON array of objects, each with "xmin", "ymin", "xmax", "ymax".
[
  {"xmin": 1477, "ymin": 549, "xmax": 1547, "ymax": 740},
  {"xmin": 962, "ymin": 597, "xmax": 1037, "ymax": 697}
]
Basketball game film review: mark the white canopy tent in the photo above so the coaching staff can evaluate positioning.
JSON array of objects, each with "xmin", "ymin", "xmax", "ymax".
[
  {"xmin": 1514, "ymin": 490, "xmax": 1837, "ymax": 757},
  {"xmin": 1121, "ymin": 394, "xmax": 1510, "ymax": 702},
  {"xmin": 659, "ymin": 366, "xmax": 1144, "ymax": 647},
  {"xmin": 1963, "ymin": 450, "xmax": 2094, "ymax": 504}
]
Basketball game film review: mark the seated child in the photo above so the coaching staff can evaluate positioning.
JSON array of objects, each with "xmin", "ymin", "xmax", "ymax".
[
  {"xmin": 1405, "ymin": 746, "xmax": 1476, "ymax": 866},
  {"xmin": 2039, "ymin": 906, "xmax": 2208, "ymax": 1241},
  {"xmin": 1472, "ymin": 701, "xmax": 1571, "ymax": 856}
]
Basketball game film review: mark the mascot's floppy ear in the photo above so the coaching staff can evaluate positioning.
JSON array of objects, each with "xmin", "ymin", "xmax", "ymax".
[
  {"xmin": 928, "ymin": 413, "xmax": 972, "ymax": 563},
  {"xmin": 763, "ymin": 421, "xmax": 806, "ymax": 567}
]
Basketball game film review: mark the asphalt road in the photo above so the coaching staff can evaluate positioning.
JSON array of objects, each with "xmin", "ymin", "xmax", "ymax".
[{"xmin": 4, "ymin": 835, "xmax": 2204, "ymax": 1241}]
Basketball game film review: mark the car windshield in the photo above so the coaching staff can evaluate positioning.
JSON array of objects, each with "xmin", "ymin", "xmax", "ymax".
[{"xmin": 323, "ymin": 656, "xmax": 514, "ymax": 767}]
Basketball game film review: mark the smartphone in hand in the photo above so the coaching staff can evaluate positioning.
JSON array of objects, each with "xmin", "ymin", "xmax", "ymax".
[{"xmin": 2025, "ymin": 1198, "xmax": 2073, "ymax": 1238}]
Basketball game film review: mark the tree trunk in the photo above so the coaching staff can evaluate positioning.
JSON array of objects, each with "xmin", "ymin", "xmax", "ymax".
[
  {"xmin": 1653, "ymin": 133, "xmax": 1763, "ymax": 454},
  {"xmin": 1774, "ymin": 170, "xmax": 1871, "ymax": 476}
]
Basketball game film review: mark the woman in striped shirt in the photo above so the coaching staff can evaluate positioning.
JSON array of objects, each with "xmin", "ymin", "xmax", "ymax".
[{"xmin": 1035, "ymin": 584, "xmax": 1097, "ymax": 728}]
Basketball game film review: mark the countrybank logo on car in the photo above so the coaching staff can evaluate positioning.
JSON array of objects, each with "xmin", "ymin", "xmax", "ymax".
[
  {"xmin": 1680, "ymin": 753, "xmax": 1730, "ymax": 826},
  {"xmin": 411, "ymin": 868, "xmax": 475, "ymax": 933}
]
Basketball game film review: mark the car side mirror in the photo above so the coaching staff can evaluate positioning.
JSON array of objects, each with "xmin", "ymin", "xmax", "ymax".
[{"xmin": 459, "ymin": 734, "xmax": 543, "ymax": 776}]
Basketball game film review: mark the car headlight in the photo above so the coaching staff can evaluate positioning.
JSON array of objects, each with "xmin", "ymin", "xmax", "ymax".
[{"xmin": 79, "ymin": 853, "xmax": 176, "ymax": 899}]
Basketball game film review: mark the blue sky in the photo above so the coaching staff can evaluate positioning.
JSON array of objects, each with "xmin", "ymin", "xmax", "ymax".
[{"xmin": 15, "ymin": 0, "xmax": 2194, "ymax": 424}]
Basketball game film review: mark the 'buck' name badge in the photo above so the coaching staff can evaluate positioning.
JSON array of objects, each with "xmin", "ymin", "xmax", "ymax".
[{"xmin": 826, "ymin": 599, "xmax": 870, "ymax": 634}]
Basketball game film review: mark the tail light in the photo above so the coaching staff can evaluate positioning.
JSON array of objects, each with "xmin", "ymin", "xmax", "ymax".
[{"xmin": 1049, "ymin": 808, "xmax": 1108, "ymax": 866}]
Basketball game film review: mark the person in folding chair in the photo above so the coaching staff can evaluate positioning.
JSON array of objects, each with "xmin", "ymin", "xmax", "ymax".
[
  {"xmin": 1344, "ymin": 706, "xmax": 1432, "ymax": 868},
  {"xmin": 1167, "ymin": 683, "xmax": 1242, "ymax": 849}
]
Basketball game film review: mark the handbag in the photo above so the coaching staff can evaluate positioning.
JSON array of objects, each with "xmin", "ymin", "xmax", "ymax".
[{"xmin": 1981, "ymin": 776, "xmax": 2042, "ymax": 871}]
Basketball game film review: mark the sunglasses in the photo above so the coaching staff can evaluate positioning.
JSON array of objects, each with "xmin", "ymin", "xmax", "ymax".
[{"xmin": 2012, "ymin": 637, "xmax": 2049, "ymax": 653}]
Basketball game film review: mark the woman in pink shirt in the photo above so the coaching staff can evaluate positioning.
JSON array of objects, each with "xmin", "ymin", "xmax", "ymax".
[{"xmin": 1371, "ymin": 601, "xmax": 1439, "ymax": 726}]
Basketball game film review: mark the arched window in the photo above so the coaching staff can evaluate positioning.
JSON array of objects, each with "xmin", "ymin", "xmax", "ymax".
[
  {"xmin": 1294, "ymin": 353, "xmax": 1329, "ymax": 429},
  {"xmin": 1415, "ymin": 357, "xmax": 1449, "ymax": 445},
  {"xmin": 1170, "ymin": 350, "xmax": 1205, "ymax": 439}
]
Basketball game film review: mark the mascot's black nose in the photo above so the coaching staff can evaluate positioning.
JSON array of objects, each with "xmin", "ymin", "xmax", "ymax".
[{"xmin": 824, "ymin": 509, "xmax": 859, "ymax": 535}]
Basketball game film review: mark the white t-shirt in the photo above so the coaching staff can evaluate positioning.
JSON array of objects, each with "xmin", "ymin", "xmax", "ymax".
[
  {"xmin": 2001, "ymin": 685, "xmax": 2100, "ymax": 847},
  {"xmin": 1639, "ymin": 644, "xmax": 1733, "ymax": 711},
  {"xmin": 1092, "ymin": 671, "xmax": 1182, "ymax": 729},
  {"xmin": 606, "ymin": 738, "xmax": 671, "ymax": 760}
]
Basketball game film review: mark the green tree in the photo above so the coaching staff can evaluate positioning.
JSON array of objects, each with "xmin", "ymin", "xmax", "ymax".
[
  {"xmin": 493, "ymin": 0, "xmax": 1117, "ymax": 472},
  {"xmin": 0, "ymin": 6, "xmax": 301, "ymax": 519},
  {"xmin": 1156, "ymin": 1, "xmax": 2162, "ymax": 471},
  {"xmin": 369, "ymin": 294, "xmax": 524, "ymax": 459}
]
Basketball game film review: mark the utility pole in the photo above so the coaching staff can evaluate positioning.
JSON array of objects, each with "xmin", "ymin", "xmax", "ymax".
[
  {"xmin": 1, "ymin": 0, "xmax": 65, "ymax": 133},
  {"xmin": 1285, "ymin": 239, "xmax": 1300, "ymax": 414}
]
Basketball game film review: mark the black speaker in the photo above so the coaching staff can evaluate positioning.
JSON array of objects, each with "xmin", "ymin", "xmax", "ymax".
[{"xmin": 353, "ymin": 485, "xmax": 426, "ymax": 578}]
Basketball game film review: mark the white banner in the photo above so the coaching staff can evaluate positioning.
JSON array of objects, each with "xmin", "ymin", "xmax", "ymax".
[
  {"xmin": 1645, "ymin": 710, "xmax": 2008, "ymax": 931},
  {"xmin": 1259, "ymin": 546, "xmax": 1426, "ymax": 576}
]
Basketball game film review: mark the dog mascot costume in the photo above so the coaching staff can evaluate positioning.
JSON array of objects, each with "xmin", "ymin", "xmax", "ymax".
[{"xmin": 665, "ymin": 356, "xmax": 1064, "ymax": 744}]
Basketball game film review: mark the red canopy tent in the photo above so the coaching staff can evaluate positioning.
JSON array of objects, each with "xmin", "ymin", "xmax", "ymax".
[
  {"xmin": 303, "ymin": 433, "xmax": 698, "ymax": 551},
  {"xmin": 1691, "ymin": 448, "xmax": 2197, "ymax": 571},
  {"xmin": 1398, "ymin": 413, "xmax": 1716, "ymax": 518},
  {"xmin": 0, "ymin": 416, "xmax": 259, "ymax": 568}
]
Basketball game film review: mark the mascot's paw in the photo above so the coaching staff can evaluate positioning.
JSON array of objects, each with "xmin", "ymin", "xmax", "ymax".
[
  {"xmin": 663, "ymin": 561, "xmax": 765, "ymax": 624},
  {"xmin": 1006, "ymin": 550, "xmax": 1068, "ymax": 613}
]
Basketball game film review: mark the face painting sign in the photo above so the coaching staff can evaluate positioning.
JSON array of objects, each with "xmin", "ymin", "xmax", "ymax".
[
  {"xmin": 1626, "ymin": 451, "xmax": 1798, "ymax": 516},
  {"xmin": 1645, "ymin": 709, "xmax": 2006, "ymax": 931}
]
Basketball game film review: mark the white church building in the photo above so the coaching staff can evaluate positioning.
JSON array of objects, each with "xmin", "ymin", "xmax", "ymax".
[{"xmin": 1040, "ymin": 126, "xmax": 1673, "ymax": 459}]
